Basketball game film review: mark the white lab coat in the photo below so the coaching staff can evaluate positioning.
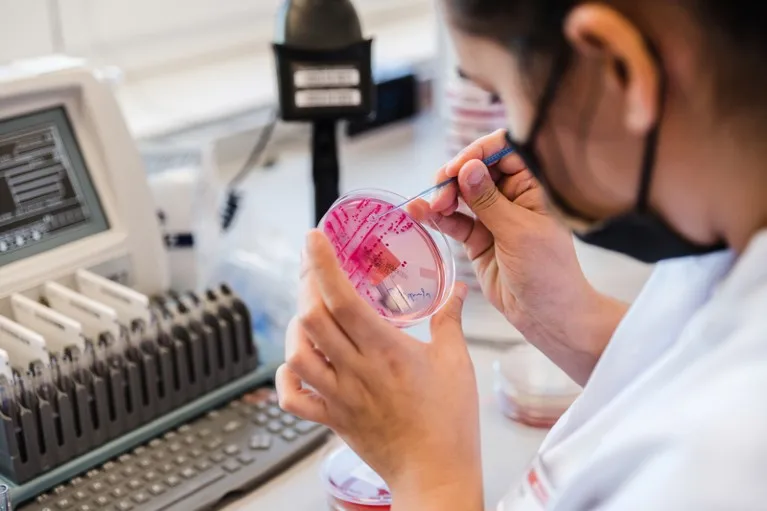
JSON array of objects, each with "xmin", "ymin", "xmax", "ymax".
[{"xmin": 499, "ymin": 230, "xmax": 767, "ymax": 511}]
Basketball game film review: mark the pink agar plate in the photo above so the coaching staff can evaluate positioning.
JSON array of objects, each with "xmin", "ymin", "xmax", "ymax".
[
  {"xmin": 322, "ymin": 445, "xmax": 391, "ymax": 510},
  {"xmin": 319, "ymin": 189, "xmax": 455, "ymax": 328}
]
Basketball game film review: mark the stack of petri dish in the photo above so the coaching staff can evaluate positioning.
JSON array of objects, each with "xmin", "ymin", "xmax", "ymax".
[
  {"xmin": 444, "ymin": 72, "xmax": 507, "ymax": 158},
  {"xmin": 319, "ymin": 189, "xmax": 455, "ymax": 328},
  {"xmin": 322, "ymin": 445, "xmax": 391, "ymax": 511},
  {"xmin": 493, "ymin": 342, "xmax": 582, "ymax": 428}
]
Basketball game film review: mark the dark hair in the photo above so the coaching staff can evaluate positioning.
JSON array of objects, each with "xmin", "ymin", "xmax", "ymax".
[
  {"xmin": 445, "ymin": 0, "xmax": 767, "ymax": 112},
  {"xmin": 445, "ymin": 0, "xmax": 573, "ymax": 56}
]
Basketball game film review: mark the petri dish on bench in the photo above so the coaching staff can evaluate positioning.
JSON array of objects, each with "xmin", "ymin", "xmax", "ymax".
[
  {"xmin": 493, "ymin": 342, "xmax": 582, "ymax": 429},
  {"xmin": 322, "ymin": 445, "xmax": 391, "ymax": 511},
  {"xmin": 319, "ymin": 189, "xmax": 455, "ymax": 328}
]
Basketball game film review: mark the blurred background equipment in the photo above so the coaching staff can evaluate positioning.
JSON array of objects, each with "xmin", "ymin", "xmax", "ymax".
[
  {"xmin": 0, "ymin": 57, "xmax": 328, "ymax": 511},
  {"xmin": 273, "ymin": 0, "xmax": 376, "ymax": 224}
]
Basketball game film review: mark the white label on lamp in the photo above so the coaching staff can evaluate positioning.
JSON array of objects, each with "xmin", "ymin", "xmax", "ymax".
[
  {"xmin": 11, "ymin": 294, "xmax": 86, "ymax": 354},
  {"xmin": 294, "ymin": 68, "xmax": 360, "ymax": 88},
  {"xmin": 295, "ymin": 88, "xmax": 362, "ymax": 108}
]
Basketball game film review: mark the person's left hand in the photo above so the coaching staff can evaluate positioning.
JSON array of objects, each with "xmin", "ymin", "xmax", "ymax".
[{"xmin": 277, "ymin": 229, "xmax": 483, "ymax": 508}]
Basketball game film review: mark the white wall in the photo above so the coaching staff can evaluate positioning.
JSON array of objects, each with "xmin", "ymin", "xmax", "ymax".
[
  {"xmin": 1, "ymin": 0, "xmax": 433, "ymax": 77},
  {"xmin": 57, "ymin": 0, "xmax": 277, "ymax": 76},
  {"xmin": 0, "ymin": 0, "xmax": 57, "ymax": 62}
]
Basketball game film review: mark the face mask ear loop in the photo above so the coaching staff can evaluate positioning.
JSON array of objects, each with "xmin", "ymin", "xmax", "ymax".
[
  {"xmin": 635, "ymin": 43, "xmax": 668, "ymax": 213},
  {"xmin": 525, "ymin": 43, "xmax": 572, "ymax": 145}
]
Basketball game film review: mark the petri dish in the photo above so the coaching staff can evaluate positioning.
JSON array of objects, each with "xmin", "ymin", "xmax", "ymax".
[
  {"xmin": 319, "ymin": 189, "xmax": 455, "ymax": 328},
  {"xmin": 322, "ymin": 445, "xmax": 391, "ymax": 511},
  {"xmin": 493, "ymin": 342, "xmax": 582, "ymax": 429}
]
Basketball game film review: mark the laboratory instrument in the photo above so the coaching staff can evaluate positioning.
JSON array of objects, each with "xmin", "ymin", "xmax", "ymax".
[
  {"xmin": 322, "ymin": 445, "xmax": 391, "ymax": 510},
  {"xmin": 274, "ymin": 0, "xmax": 376, "ymax": 224},
  {"xmin": 23, "ymin": 388, "xmax": 326, "ymax": 511},
  {"xmin": 320, "ymin": 190, "xmax": 455, "ymax": 328},
  {"xmin": 493, "ymin": 343, "xmax": 582, "ymax": 428},
  {"xmin": 148, "ymin": 166, "xmax": 219, "ymax": 292},
  {"xmin": 0, "ymin": 56, "xmax": 329, "ymax": 509}
]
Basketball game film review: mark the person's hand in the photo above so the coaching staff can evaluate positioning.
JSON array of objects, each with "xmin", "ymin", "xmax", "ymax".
[
  {"xmin": 427, "ymin": 129, "xmax": 626, "ymax": 384},
  {"xmin": 276, "ymin": 230, "xmax": 484, "ymax": 510}
]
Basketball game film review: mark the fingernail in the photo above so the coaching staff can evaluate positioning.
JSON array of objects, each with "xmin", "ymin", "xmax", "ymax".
[{"xmin": 467, "ymin": 163, "xmax": 485, "ymax": 187}]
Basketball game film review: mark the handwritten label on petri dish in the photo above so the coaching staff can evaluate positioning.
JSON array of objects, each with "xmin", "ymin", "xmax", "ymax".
[{"xmin": 358, "ymin": 237, "xmax": 401, "ymax": 286}]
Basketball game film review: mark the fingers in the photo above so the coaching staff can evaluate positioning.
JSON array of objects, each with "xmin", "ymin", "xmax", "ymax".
[
  {"xmin": 431, "ymin": 130, "xmax": 524, "ymax": 214},
  {"xmin": 406, "ymin": 197, "xmax": 496, "ymax": 263},
  {"xmin": 498, "ymin": 171, "xmax": 535, "ymax": 203},
  {"xmin": 403, "ymin": 197, "xmax": 436, "ymax": 224},
  {"xmin": 498, "ymin": 170, "xmax": 549, "ymax": 214},
  {"xmin": 507, "ymin": 175, "xmax": 549, "ymax": 214},
  {"xmin": 304, "ymin": 229, "xmax": 389, "ymax": 346},
  {"xmin": 430, "ymin": 167, "xmax": 459, "ymax": 217},
  {"xmin": 285, "ymin": 317, "xmax": 337, "ymax": 396},
  {"xmin": 276, "ymin": 364, "xmax": 329, "ymax": 424},
  {"xmin": 430, "ymin": 283, "xmax": 468, "ymax": 344},
  {"xmin": 457, "ymin": 160, "xmax": 517, "ymax": 234},
  {"xmin": 445, "ymin": 130, "xmax": 518, "ymax": 179},
  {"xmin": 433, "ymin": 211, "xmax": 496, "ymax": 262},
  {"xmin": 298, "ymin": 258, "xmax": 360, "ymax": 363}
]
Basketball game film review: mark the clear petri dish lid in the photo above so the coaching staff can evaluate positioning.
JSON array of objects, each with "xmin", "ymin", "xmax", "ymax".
[
  {"xmin": 319, "ymin": 189, "xmax": 455, "ymax": 328},
  {"xmin": 494, "ymin": 343, "xmax": 581, "ymax": 398},
  {"xmin": 493, "ymin": 343, "xmax": 582, "ymax": 428},
  {"xmin": 322, "ymin": 445, "xmax": 392, "ymax": 507}
]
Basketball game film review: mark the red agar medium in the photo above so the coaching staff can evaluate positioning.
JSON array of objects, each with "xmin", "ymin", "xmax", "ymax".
[
  {"xmin": 322, "ymin": 445, "xmax": 391, "ymax": 510},
  {"xmin": 320, "ymin": 190, "xmax": 455, "ymax": 328}
]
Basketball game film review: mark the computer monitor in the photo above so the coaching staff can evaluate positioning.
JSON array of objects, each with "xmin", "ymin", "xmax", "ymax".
[
  {"xmin": 0, "ymin": 107, "xmax": 110, "ymax": 267},
  {"xmin": 0, "ymin": 57, "xmax": 168, "ymax": 307}
]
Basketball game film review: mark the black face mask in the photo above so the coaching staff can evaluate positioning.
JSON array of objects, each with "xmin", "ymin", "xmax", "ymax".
[{"xmin": 504, "ymin": 45, "xmax": 726, "ymax": 264}]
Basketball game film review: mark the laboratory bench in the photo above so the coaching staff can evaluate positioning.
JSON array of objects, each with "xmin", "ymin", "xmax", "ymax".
[{"xmin": 219, "ymin": 114, "xmax": 653, "ymax": 510}]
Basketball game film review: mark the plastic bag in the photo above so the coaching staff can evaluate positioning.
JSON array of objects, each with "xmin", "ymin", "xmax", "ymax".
[{"xmin": 209, "ymin": 229, "xmax": 299, "ymax": 348}]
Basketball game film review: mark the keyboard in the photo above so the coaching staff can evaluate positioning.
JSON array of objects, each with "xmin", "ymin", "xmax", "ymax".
[{"xmin": 20, "ymin": 387, "xmax": 329, "ymax": 511}]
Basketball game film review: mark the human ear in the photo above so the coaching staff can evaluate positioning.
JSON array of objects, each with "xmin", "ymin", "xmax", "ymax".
[{"xmin": 564, "ymin": 3, "xmax": 660, "ymax": 135}]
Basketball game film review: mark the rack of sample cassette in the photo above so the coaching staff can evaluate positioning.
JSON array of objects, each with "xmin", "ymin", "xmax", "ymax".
[{"xmin": 0, "ymin": 270, "xmax": 265, "ymax": 495}]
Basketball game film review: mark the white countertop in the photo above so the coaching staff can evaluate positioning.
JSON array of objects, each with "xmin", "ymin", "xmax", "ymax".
[{"xmin": 218, "ymin": 114, "xmax": 654, "ymax": 509}]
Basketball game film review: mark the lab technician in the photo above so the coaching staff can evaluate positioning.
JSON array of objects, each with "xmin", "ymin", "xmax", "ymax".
[{"xmin": 277, "ymin": 1, "xmax": 767, "ymax": 509}]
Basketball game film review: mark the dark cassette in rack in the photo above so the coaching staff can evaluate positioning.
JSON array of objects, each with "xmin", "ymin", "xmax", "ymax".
[{"xmin": 0, "ymin": 284, "xmax": 260, "ymax": 485}]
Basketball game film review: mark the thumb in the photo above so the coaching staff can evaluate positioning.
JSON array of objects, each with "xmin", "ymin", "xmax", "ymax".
[
  {"xmin": 458, "ymin": 159, "xmax": 513, "ymax": 232},
  {"xmin": 430, "ymin": 283, "xmax": 469, "ymax": 342}
]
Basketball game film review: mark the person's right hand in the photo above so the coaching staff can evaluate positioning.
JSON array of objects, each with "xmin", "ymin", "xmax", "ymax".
[{"xmin": 426, "ymin": 130, "xmax": 625, "ymax": 384}]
